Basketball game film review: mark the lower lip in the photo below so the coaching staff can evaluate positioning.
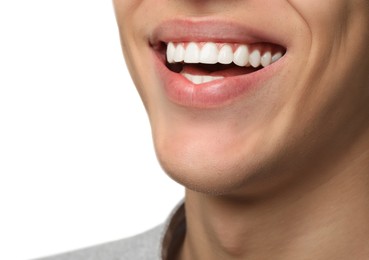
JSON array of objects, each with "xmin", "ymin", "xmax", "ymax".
[{"xmin": 153, "ymin": 51, "xmax": 285, "ymax": 108}]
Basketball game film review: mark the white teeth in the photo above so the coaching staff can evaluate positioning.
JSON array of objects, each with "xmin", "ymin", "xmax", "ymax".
[
  {"xmin": 182, "ymin": 73, "xmax": 224, "ymax": 85},
  {"xmin": 166, "ymin": 42, "xmax": 176, "ymax": 63},
  {"xmin": 200, "ymin": 42, "xmax": 218, "ymax": 64},
  {"xmin": 166, "ymin": 42, "xmax": 284, "ymax": 67},
  {"xmin": 192, "ymin": 75, "xmax": 203, "ymax": 84},
  {"xmin": 218, "ymin": 44, "xmax": 233, "ymax": 64},
  {"xmin": 249, "ymin": 50, "xmax": 261, "ymax": 68},
  {"xmin": 272, "ymin": 52, "xmax": 283, "ymax": 63},
  {"xmin": 174, "ymin": 44, "xmax": 185, "ymax": 62},
  {"xmin": 261, "ymin": 51, "xmax": 272, "ymax": 67},
  {"xmin": 184, "ymin": 42, "xmax": 200, "ymax": 63},
  {"xmin": 233, "ymin": 45, "xmax": 249, "ymax": 67},
  {"xmin": 202, "ymin": 75, "xmax": 216, "ymax": 83}
]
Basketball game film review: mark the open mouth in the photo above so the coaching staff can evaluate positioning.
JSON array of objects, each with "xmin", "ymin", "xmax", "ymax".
[
  {"xmin": 149, "ymin": 19, "xmax": 288, "ymax": 107},
  {"xmin": 158, "ymin": 41, "xmax": 286, "ymax": 85}
]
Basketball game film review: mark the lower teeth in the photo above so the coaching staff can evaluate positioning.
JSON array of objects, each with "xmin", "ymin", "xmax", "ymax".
[{"xmin": 181, "ymin": 73, "xmax": 224, "ymax": 85}]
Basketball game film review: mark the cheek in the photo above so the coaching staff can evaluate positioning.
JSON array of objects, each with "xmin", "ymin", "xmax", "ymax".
[
  {"xmin": 283, "ymin": 0, "xmax": 351, "ymax": 105},
  {"xmin": 287, "ymin": 0, "xmax": 348, "ymax": 33},
  {"xmin": 114, "ymin": 0, "xmax": 144, "ymax": 14},
  {"xmin": 114, "ymin": 0, "xmax": 155, "ymax": 107}
]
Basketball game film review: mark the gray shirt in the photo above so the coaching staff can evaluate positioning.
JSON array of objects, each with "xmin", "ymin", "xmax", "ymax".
[{"xmin": 34, "ymin": 202, "xmax": 185, "ymax": 260}]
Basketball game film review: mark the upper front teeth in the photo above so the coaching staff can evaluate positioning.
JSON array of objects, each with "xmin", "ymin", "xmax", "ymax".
[
  {"xmin": 218, "ymin": 45, "xmax": 233, "ymax": 64},
  {"xmin": 200, "ymin": 43, "xmax": 218, "ymax": 64},
  {"xmin": 166, "ymin": 42, "xmax": 283, "ymax": 68},
  {"xmin": 233, "ymin": 45, "xmax": 249, "ymax": 66}
]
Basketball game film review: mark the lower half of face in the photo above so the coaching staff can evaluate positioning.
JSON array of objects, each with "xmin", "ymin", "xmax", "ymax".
[{"xmin": 115, "ymin": 0, "xmax": 369, "ymax": 197}]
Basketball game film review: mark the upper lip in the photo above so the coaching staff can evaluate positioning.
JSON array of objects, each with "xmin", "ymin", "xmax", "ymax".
[{"xmin": 149, "ymin": 18, "xmax": 287, "ymax": 49}]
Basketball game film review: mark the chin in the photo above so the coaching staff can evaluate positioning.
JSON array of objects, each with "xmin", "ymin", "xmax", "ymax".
[
  {"xmin": 153, "ymin": 122, "xmax": 282, "ymax": 196},
  {"xmin": 157, "ymin": 150, "xmax": 249, "ymax": 195}
]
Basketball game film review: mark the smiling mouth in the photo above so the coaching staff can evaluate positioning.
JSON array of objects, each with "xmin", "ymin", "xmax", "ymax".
[
  {"xmin": 160, "ymin": 41, "xmax": 286, "ymax": 85},
  {"xmin": 150, "ymin": 19, "xmax": 288, "ymax": 107}
]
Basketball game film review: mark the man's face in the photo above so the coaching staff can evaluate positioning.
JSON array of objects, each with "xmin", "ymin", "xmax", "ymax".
[{"xmin": 114, "ymin": 0, "xmax": 369, "ymax": 196}]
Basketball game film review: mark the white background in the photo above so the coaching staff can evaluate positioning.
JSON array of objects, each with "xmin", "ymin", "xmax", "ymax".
[{"xmin": 0, "ymin": 1, "xmax": 184, "ymax": 259}]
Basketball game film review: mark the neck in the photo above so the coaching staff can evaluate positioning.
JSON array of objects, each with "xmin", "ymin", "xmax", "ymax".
[{"xmin": 179, "ymin": 141, "xmax": 369, "ymax": 260}]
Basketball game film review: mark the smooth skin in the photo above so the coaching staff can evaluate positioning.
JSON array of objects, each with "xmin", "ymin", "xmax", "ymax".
[{"xmin": 114, "ymin": 0, "xmax": 369, "ymax": 259}]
